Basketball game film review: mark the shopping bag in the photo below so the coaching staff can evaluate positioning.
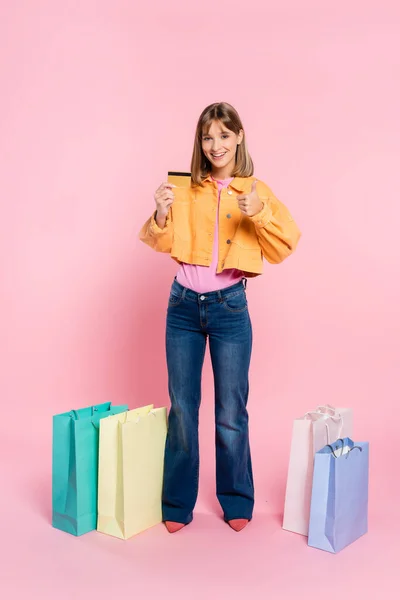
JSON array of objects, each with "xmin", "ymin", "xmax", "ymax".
[
  {"xmin": 282, "ymin": 404, "xmax": 353, "ymax": 535},
  {"xmin": 97, "ymin": 404, "xmax": 167, "ymax": 539},
  {"xmin": 52, "ymin": 401, "xmax": 128, "ymax": 536},
  {"xmin": 308, "ymin": 437, "xmax": 369, "ymax": 553}
]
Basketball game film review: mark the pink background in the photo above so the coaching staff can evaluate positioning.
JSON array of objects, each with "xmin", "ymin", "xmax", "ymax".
[{"xmin": 1, "ymin": 1, "xmax": 399, "ymax": 598}]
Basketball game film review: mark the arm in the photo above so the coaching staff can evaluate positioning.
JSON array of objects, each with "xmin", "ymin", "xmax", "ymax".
[
  {"xmin": 248, "ymin": 185, "xmax": 301, "ymax": 264},
  {"xmin": 138, "ymin": 207, "xmax": 174, "ymax": 253}
]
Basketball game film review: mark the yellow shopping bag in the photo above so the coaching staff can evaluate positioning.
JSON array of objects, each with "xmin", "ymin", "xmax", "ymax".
[{"xmin": 97, "ymin": 404, "xmax": 167, "ymax": 539}]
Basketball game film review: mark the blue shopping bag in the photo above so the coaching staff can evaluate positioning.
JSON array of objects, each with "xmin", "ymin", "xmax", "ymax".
[
  {"xmin": 52, "ymin": 401, "xmax": 128, "ymax": 536},
  {"xmin": 308, "ymin": 437, "xmax": 369, "ymax": 553}
]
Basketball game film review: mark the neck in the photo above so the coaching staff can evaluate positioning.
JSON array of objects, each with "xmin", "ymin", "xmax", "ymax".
[{"xmin": 211, "ymin": 168, "xmax": 234, "ymax": 180}]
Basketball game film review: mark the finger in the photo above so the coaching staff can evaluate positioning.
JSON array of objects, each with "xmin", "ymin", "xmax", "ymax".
[
  {"xmin": 157, "ymin": 183, "xmax": 175, "ymax": 193},
  {"xmin": 157, "ymin": 190, "xmax": 174, "ymax": 201},
  {"xmin": 161, "ymin": 199, "xmax": 174, "ymax": 210},
  {"xmin": 161, "ymin": 195, "xmax": 174, "ymax": 204},
  {"xmin": 238, "ymin": 198, "xmax": 248, "ymax": 207}
]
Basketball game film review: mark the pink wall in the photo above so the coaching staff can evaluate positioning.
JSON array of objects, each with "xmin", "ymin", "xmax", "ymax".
[{"xmin": 1, "ymin": 0, "xmax": 399, "ymax": 522}]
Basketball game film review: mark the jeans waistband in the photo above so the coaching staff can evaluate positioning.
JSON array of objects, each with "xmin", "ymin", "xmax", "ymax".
[{"xmin": 171, "ymin": 277, "xmax": 247, "ymax": 304}]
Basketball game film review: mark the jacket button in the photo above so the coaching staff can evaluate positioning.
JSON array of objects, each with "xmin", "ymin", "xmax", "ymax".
[
  {"xmin": 226, "ymin": 213, "xmax": 231, "ymax": 218},
  {"xmin": 227, "ymin": 190, "xmax": 233, "ymax": 195},
  {"xmin": 226, "ymin": 239, "xmax": 231, "ymax": 244}
]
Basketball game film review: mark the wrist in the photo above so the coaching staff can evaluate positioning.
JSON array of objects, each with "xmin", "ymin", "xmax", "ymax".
[
  {"xmin": 154, "ymin": 210, "xmax": 167, "ymax": 230},
  {"xmin": 249, "ymin": 201, "xmax": 272, "ymax": 227}
]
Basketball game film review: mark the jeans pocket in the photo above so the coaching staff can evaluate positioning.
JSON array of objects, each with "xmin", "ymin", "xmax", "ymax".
[
  {"xmin": 168, "ymin": 291, "xmax": 183, "ymax": 307},
  {"xmin": 222, "ymin": 291, "xmax": 248, "ymax": 313}
]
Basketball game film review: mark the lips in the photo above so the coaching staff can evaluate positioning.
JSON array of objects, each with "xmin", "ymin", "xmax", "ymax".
[{"xmin": 211, "ymin": 152, "xmax": 227, "ymax": 160}]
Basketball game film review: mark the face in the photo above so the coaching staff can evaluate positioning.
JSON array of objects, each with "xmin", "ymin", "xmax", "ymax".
[{"xmin": 201, "ymin": 120, "xmax": 243, "ymax": 178}]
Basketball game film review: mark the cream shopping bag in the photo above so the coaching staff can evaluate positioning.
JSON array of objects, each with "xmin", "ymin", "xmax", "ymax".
[
  {"xmin": 97, "ymin": 404, "xmax": 167, "ymax": 539},
  {"xmin": 282, "ymin": 405, "xmax": 353, "ymax": 536}
]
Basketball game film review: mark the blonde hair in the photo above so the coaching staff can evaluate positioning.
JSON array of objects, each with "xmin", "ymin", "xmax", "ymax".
[{"xmin": 190, "ymin": 102, "xmax": 254, "ymax": 186}]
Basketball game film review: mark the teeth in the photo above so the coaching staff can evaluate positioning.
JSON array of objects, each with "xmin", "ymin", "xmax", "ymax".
[{"xmin": 212, "ymin": 153, "xmax": 225, "ymax": 157}]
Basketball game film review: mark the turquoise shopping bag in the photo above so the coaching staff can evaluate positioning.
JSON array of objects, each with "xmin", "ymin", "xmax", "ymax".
[{"xmin": 52, "ymin": 401, "xmax": 128, "ymax": 536}]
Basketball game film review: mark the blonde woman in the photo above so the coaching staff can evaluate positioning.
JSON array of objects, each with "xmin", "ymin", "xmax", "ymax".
[{"xmin": 139, "ymin": 102, "xmax": 301, "ymax": 533}]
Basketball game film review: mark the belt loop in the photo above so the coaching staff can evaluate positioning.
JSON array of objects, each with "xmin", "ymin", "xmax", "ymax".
[{"xmin": 217, "ymin": 290, "xmax": 222, "ymax": 303}]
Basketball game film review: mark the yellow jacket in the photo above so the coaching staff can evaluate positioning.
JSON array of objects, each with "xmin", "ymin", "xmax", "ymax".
[{"xmin": 139, "ymin": 175, "xmax": 301, "ymax": 277}]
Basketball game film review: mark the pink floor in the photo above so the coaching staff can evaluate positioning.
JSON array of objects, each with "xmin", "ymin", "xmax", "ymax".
[{"xmin": 3, "ymin": 425, "xmax": 398, "ymax": 600}]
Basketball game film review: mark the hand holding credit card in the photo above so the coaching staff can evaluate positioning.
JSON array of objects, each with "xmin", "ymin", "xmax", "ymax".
[{"xmin": 153, "ymin": 173, "xmax": 190, "ymax": 228}]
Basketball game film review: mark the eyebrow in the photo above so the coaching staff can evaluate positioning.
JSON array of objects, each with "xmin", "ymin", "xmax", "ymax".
[{"xmin": 202, "ymin": 131, "xmax": 230, "ymax": 136}]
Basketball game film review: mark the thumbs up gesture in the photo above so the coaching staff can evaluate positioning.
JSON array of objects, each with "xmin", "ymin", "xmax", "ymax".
[{"xmin": 236, "ymin": 180, "xmax": 264, "ymax": 217}]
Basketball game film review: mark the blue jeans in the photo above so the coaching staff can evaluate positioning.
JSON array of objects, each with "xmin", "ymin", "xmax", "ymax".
[{"xmin": 162, "ymin": 277, "xmax": 254, "ymax": 524}]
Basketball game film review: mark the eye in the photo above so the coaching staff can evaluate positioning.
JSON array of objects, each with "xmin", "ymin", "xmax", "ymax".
[{"xmin": 222, "ymin": 134, "xmax": 229, "ymax": 139}]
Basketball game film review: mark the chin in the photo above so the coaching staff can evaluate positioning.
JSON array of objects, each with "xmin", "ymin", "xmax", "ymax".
[{"xmin": 210, "ymin": 158, "xmax": 231, "ymax": 168}]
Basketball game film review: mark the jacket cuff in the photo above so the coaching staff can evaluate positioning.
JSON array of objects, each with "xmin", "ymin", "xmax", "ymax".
[{"xmin": 249, "ymin": 201, "xmax": 273, "ymax": 228}]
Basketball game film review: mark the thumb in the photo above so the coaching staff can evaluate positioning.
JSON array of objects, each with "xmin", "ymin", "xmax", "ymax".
[{"xmin": 251, "ymin": 179, "xmax": 258, "ymax": 192}]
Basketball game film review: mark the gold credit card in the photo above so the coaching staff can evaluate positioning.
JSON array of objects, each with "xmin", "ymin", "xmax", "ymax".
[{"xmin": 168, "ymin": 171, "xmax": 191, "ymax": 188}]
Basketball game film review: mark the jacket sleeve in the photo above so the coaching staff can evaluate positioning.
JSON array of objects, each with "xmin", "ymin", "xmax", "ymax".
[
  {"xmin": 138, "ymin": 208, "xmax": 174, "ymax": 253},
  {"xmin": 248, "ymin": 184, "xmax": 301, "ymax": 264}
]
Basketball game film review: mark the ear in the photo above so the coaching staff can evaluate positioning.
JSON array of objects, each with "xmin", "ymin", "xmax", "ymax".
[{"xmin": 237, "ymin": 129, "xmax": 244, "ymax": 145}]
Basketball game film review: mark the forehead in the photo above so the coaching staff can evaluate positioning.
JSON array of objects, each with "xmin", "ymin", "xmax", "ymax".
[{"xmin": 203, "ymin": 120, "xmax": 232, "ymax": 135}]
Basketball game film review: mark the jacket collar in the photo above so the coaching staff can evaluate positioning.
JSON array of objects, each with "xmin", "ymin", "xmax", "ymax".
[{"xmin": 202, "ymin": 173, "xmax": 251, "ymax": 193}]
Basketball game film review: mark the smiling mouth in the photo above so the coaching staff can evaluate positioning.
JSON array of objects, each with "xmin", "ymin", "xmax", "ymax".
[{"xmin": 211, "ymin": 152, "xmax": 227, "ymax": 159}]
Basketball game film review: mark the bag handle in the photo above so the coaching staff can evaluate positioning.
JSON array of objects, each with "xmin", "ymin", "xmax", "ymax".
[
  {"xmin": 315, "ymin": 404, "xmax": 336, "ymax": 415},
  {"xmin": 327, "ymin": 438, "xmax": 363, "ymax": 459},
  {"xmin": 69, "ymin": 405, "xmax": 104, "ymax": 420},
  {"xmin": 69, "ymin": 404, "xmax": 117, "ymax": 429},
  {"xmin": 122, "ymin": 408, "xmax": 158, "ymax": 425},
  {"xmin": 304, "ymin": 408, "xmax": 344, "ymax": 445},
  {"xmin": 91, "ymin": 406, "xmax": 125, "ymax": 429}
]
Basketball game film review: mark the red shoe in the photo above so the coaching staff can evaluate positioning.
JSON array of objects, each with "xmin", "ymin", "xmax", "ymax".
[
  {"xmin": 164, "ymin": 521, "xmax": 186, "ymax": 534},
  {"xmin": 227, "ymin": 519, "xmax": 249, "ymax": 532}
]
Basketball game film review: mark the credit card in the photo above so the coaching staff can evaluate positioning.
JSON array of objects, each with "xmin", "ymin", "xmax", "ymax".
[{"xmin": 167, "ymin": 171, "xmax": 191, "ymax": 187}]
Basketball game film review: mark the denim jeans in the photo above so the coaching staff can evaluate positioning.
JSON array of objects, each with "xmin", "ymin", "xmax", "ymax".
[{"xmin": 162, "ymin": 277, "xmax": 254, "ymax": 524}]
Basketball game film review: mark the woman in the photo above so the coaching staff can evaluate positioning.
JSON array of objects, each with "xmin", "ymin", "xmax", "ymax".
[{"xmin": 139, "ymin": 102, "xmax": 301, "ymax": 533}]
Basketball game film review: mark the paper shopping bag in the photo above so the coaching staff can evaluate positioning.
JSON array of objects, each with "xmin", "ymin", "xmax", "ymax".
[
  {"xmin": 308, "ymin": 437, "xmax": 369, "ymax": 553},
  {"xmin": 97, "ymin": 404, "xmax": 167, "ymax": 539},
  {"xmin": 282, "ymin": 404, "xmax": 353, "ymax": 536},
  {"xmin": 52, "ymin": 401, "xmax": 128, "ymax": 536}
]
